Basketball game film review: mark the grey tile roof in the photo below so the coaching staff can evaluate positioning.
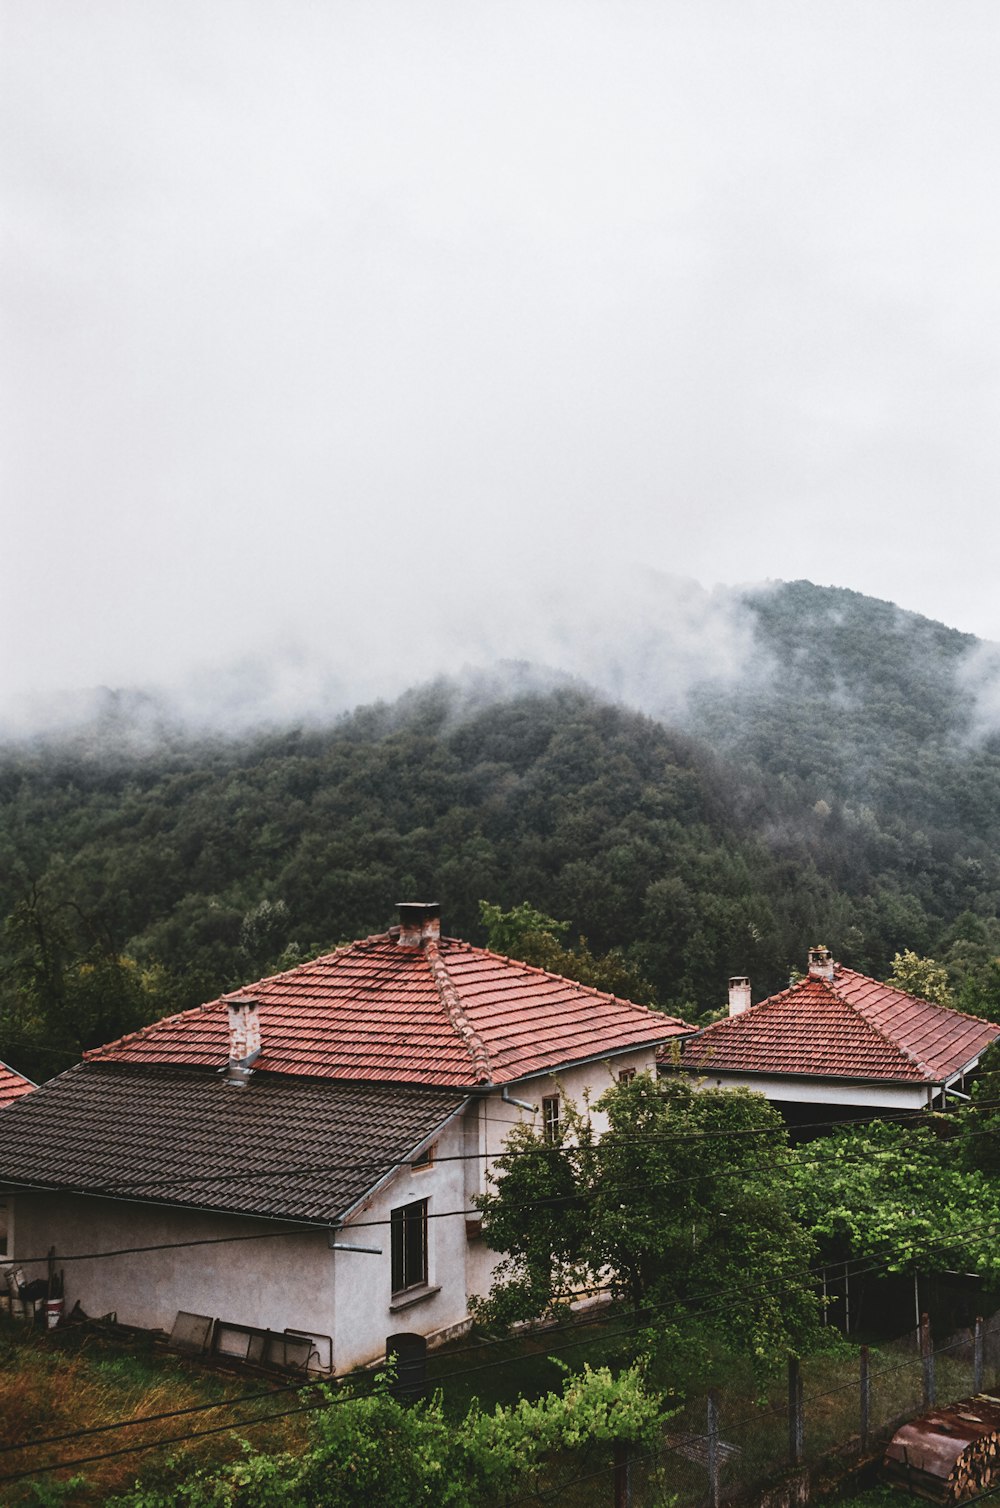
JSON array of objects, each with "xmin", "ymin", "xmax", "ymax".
[{"xmin": 0, "ymin": 1063, "xmax": 468, "ymax": 1225}]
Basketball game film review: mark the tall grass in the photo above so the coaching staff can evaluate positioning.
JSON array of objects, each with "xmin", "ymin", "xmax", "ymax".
[{"xmin": 0, "ymin": 1317, "xmax": 310, "ymax": 1504}]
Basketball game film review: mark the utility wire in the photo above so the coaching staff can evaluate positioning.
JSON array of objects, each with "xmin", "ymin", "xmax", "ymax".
[
  {"xmin": 4, "ymin": 1207, "xmax": 998, "ymax": 1472},
  {"xmin": 74, "ymin": 1095, "xmax": 1000, "ymax": 1196},
  {"xmin": 6, "ymin": 1107, "xmax": 1000, "ymax": 1264}
]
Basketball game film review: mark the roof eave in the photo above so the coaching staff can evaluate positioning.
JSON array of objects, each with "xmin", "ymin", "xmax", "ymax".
[
  {"xmin": 665, "ymin": 1062, "xmax": 935, "ymax": 1089},
  {"xmin": 0, "ymin": 1174, "xmax": 339, "ymax": 1232},
  {"xmin": 336, "ymin": 1095, "xmax": 474, "ymax": 1225},
  {"xmin": 502, "ymin": 1032, "xmax": 695, "ymax": 1087}
]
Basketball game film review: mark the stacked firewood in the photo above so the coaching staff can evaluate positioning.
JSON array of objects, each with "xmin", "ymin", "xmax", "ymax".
[
  {"xmin": 943, "ymin": 1420, "xmax": 1000, "ymax": 1502},
  {"xmin": 883, "ymin": 1395, "xmax": 1000, "ymax": 1504}
]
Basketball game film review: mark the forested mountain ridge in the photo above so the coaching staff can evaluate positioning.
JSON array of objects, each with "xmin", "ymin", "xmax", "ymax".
[{"xmin": 3, "ymin": 579, "xmax": 1000, "ymax": 1082}]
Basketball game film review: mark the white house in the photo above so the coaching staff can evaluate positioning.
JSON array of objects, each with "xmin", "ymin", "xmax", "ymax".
[
  {"xmin": 0, "ymin": 902, "xmax": 692, "ymax": 1373},
  {"xmin": 668, "ymin": 945, "xmax": 1000, "ymax": 1127}
]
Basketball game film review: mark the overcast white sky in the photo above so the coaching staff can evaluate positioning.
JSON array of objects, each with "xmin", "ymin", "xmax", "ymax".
[{"xmin": 3, "ymin": 1, "xmax": 1000, "ymax": 722}]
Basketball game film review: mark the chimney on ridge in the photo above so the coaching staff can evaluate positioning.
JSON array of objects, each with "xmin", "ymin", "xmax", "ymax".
[
  {"xmin": 728, "ymin": 976, "xmax": 752, "ymax": 1016},
  {"xmin": 224, "ymin": 996, "xmax": 262, "ymax": 1088},
  {"xmin": 396, "ymin": 902, "xmax": 441, "ymax": 949},
  {"xmin": 807, "ymin": 945, "xmax": 835, "ymax": 982}
]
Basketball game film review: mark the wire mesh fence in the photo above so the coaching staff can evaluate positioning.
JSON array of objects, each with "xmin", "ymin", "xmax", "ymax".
[{"xmin": 537, "ymin": 1307, "xmax": 1000, "ymax": 1508}]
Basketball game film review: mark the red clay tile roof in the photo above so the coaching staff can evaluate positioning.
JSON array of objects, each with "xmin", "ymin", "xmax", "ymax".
[
  {"xmin": 678, "ymin": 967, "xmax": 1000, "ymax": 1084},
  {"xmin": 86, "ymin": 933, "xmax": 692, "ymax": 1088},
  {"xmin": 0, "ymin": 1059, "xmax": 35, "ymax": 1107}
]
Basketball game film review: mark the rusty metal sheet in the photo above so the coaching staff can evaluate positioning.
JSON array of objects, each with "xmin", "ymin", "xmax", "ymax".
[{"xmin": 883, "ymin": 1394, "xmax": 1000, "ymax": 1497}]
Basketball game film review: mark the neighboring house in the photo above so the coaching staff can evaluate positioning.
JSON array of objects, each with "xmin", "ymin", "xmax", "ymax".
[
  {"xmin": 669, "ymin": 946, "xmax": 1000, "ymax": 1128},
  {"xmin": 0, "ymin": 902, "xmax": 692, "ymax": 1372},
  {"xmin": 0, "ymin": 1061, "xmax": 35, "ymax": 1258},
  {"xmin": 0, "ymin": 1060, "xmax": 35, "ymax": 1108}
]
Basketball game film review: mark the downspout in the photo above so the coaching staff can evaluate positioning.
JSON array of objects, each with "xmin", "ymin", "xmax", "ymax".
[
  {"xmin": 502, "ymin": 1087, "xmax": 538, "ymax": 1113},
  {"xmin": 939, "ymin": 1069, "xmax": 973, "ymax": 1105}
]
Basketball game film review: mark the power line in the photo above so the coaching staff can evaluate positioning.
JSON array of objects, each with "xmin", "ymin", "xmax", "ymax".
[
  {"xmin": 70, "ymin": 1096, "xmax": 993, "ymax": 1197},
  {"xmin": 6, "ymin": 1105, "xmax": 1000, "ymax": 1265},
  {"xmin": 5, "ymin": 1207, "xmax": 998, "ymax": 1475}
]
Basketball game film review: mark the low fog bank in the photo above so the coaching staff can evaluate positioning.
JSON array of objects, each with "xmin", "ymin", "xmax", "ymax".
[
  {"xmin": 0, "ymin": 568, "xmax": 772, "ymax": 750},
  {"xmin": 7, "ymin": 564, "xmax": 1000, "ymax": 757},
  {"xmin": 956, "ymin": 640, "xmax": 1000, "ymax": 742}
]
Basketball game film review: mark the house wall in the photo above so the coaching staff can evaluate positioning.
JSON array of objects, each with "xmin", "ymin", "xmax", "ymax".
[
  {"xmin": 685, "ymin": 1070, "xmax": 930, "ymax": 1110},
  {"xmin": 332, "ymin": 1100, "xmax": 471, "ymax": 1371},
  {"xmin": 465, "ymin": 1046, "xmax": 660, "ymax": 1303},
  {"xmin": 11, "ymin": 1191, "xmax": 334, "ymax": 1343}
]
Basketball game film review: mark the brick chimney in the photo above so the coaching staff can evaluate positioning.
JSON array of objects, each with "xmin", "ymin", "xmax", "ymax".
[
  {"xmin": 728, "ymin": 976, "xmax": 752, "ymax": 1016},
  {"xmin": 807, "ymin": 945, "xmax": 835, "ymax": 981},
  {"xmin": 224, "ymin": 996, "xmax": 261, "ymax": 1088},
  {"xmin": 396, "ymin": 902, "xmax": 441, "ymax": 949}
]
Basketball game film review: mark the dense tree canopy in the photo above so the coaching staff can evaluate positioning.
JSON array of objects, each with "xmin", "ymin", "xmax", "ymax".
[
  {"xmin": 789, "ymin": 1113, "xmax": 1000, "ymax": 1281},
  {"xmin": 474, "ymin": 1076, "xmax": 819, "ymax": 1360}
]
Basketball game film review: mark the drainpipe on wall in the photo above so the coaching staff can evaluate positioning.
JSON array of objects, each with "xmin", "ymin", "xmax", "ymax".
[{"xmin": 502, "ymin": 1086, "xmax": 538, "ymax": 1113}]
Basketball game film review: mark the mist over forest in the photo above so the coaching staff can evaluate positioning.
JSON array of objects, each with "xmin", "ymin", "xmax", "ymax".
[{"xmin": 4, "ymin": 576, "xmax": 1000, "ymax": 1084}]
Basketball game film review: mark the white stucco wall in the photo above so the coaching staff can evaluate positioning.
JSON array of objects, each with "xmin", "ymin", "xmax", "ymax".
[
  {"xmin": 331, "ymin": 1101, "xmax": 472, "ymax": 1370},
  {"xmin": 466, "ymin": 1046, "xmax": 661, "ymax": 1302},
  {"xmin": 10, "ymin": 1192, "xmax": 334, "ymax": 1344},
  {"xmin": 682, "ymin": 1070, "xmax": 931, "ymax": 1109}
]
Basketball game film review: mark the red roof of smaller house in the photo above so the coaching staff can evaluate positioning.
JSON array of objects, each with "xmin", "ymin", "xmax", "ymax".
[
  {"xmin": 678, "ymin": 966, "xmax": 999, "ymax": 1085},
  {"xmin": 86, "ymin": 931, "xmax": 693, "ymax": 1088},
  {"xmin": 0, "ymin": 1060, "xmax": 36, "ymax": 1107}
]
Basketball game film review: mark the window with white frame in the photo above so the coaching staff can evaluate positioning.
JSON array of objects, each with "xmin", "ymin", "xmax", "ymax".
[
  {"xmin": 541, "ymin": 1094, "xmax": 561, "ymax": 1142},
  {"xmin": 390, "ymin": 1198, "xmax": 428, "ymax": 1294}
]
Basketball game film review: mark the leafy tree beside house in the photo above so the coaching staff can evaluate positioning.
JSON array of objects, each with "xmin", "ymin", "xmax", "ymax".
[
  {"xmin": 789, "ymin": 1115, "xmax": 1000, "ymax": 1283},
  {"xmin": 887, "ymin": 950, "xmax": 955, "ymax": 1007},
  {"xmin": 478, "ymin": 899, "xmax": 659, "ymax": 1007},
  {"xmin": 474, "ymin": 1075, "xmax": 819, "ymax": 1363}
]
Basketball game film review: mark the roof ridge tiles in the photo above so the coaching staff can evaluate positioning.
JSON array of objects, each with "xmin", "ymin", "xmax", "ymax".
[
  {"xmin": 825, "ymin": 976, "xmax": 934, "ymax": 1075},
  {"xmin": 423, "ymin": 939, "xmax": 493, "ymax": 1084}
]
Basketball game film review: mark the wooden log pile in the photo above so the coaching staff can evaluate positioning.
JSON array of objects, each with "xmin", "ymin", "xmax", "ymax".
[{"xmin": 883, "ymin": 1394, "xmax": 1000, "ymax": 1503}]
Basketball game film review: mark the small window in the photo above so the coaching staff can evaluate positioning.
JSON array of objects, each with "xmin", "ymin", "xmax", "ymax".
[
  {"xmin": 618, "ymin": 1068, "xmax": 636, "ymax": 1085},
  {"xmin": 411, "ymin": 1143, "xmax": 434, "ymax": 1171},
  {"xmin": 541, "ymin": 1095, "xmax": 561, "ymax": 1143},
  {"xmin": 391, "ymin": 1198, "xmax": 428, "ymax": 1294}
]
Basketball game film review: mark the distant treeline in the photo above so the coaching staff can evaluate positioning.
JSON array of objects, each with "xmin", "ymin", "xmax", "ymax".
[{"xmin": 3, "ymin": 579, "xmax": 1000, "ymax": 1082}]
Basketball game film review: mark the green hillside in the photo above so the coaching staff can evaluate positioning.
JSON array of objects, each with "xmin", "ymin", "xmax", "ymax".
[{"xmin": 3, "ymin": 580, "xmax": 1000, "ymax": 1082}]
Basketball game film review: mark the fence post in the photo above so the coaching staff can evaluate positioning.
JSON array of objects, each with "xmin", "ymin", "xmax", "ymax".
[
  {"xmin": 613, "ymin": 1439, "xmax": 631, "ymax": 1508},
  {"xmin": 788, "ymin": 1355, "xmax": 804, "ymax": 1467},
  {"xmin": 920, "ymin": 1313, "xmax": 935, "ymax": 1408},
  {"xmin": 860, "ymin": 1344, "xmax": 871, "ymax": 1456},
  {"xmin": 975, "ymin": 1316, "xmax": 984, "ymax": 1394},
  {"xmin": 707, "ymin": 1389, "xmax": 721, "ymax": 1508}
]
